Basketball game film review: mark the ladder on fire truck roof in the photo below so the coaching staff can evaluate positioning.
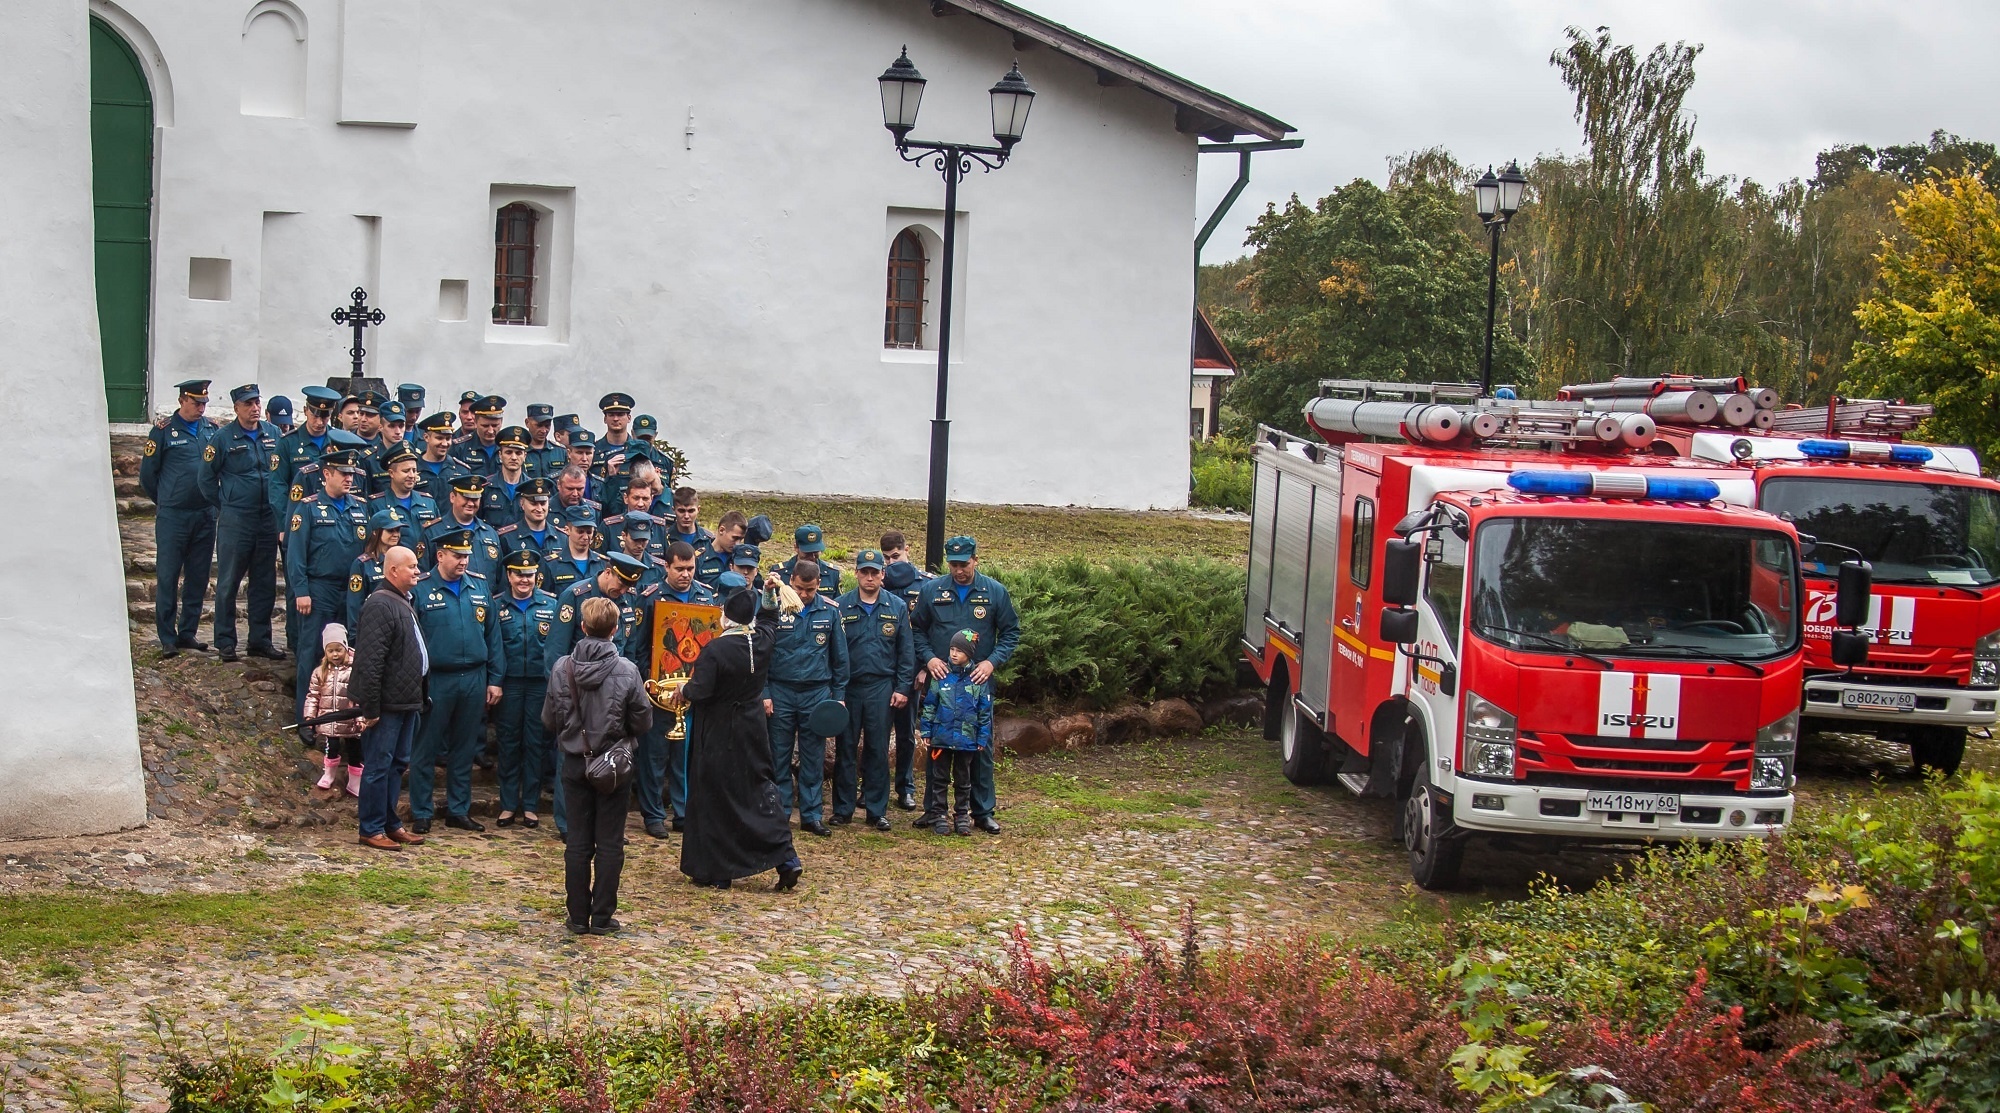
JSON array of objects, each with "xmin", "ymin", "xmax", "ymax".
[{"xmin": 1765, "ymin": 398, "xmax": 1933, "ymax": 438}]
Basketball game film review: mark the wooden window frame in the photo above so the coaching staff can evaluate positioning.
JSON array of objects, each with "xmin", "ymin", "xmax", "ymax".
[
  {"xmin": 493, "ymin": 202, "xmax": 539, "ymax": 325},
  {"xmin": 884, "ymin": 228, "xmax": 927, "ymax": 349}
]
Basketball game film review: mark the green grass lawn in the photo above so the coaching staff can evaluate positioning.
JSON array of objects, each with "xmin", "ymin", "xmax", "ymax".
[{"xmin": 700, "ymin": 492, "xmax": 1247, "ymax": 567}]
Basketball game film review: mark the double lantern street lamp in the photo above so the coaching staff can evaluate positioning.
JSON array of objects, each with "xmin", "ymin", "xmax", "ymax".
[
  {"xmin": 878, "ymin": 47, "xmax": 1035, "ymax": 571},
  {"xmin": 1473, "ymin": 160, "xmax": 1527, "ymax": 396}
]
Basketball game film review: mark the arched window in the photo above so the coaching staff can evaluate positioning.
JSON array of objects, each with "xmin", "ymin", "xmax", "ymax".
[
  {"xmin": 492, "ymin": 203, "xmax": 539, "ymax": 325},
  {"xmin": 884, "ymin": 228, "xmax": 927, "ymax": 348}
]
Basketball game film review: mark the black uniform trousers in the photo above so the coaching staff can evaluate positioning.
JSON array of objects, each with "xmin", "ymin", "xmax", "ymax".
[
  {"xmin": 212, "ymin": 508, "xmax": 277, "ymax": 654},
  {"xmin": 561, "ymin": 753, "xmax": 629, "ymax": 927}
]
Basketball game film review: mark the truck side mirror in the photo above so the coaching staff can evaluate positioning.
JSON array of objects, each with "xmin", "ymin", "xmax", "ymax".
[
  {"xmin": 1382, "ymin": 538, "xmax": 1422, "ymax": 606},
  {"xmin": 1835, "ymin": 560, "xmax": 1872, "ymax": 628},
  {"xmin": 1830, "ymin": 629, "xmax": 1870, "ymax": 668},
  {"xmin": 1379, "ymin": 606, "xmax": 1419, "ymax": 645}
]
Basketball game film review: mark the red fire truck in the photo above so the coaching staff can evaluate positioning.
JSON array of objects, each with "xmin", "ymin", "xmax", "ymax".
[
  {"xmin": 1242, "ymin": 381, "xmax": 1867, "ymax": 889},
  {"xmin": 1645, "ymin": 395, "xmax": 2000, "ymax": 775}
]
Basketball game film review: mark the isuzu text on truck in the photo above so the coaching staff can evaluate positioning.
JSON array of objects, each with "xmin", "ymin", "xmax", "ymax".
[{"xmin": 1242, "ymin": 380, "xmax": 1867, "ymax": 889}]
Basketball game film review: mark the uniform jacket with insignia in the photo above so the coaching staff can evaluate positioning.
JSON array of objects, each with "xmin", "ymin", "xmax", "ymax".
[
  {"xmin": 543, "ymin": 578, "xmax": 645, "ymax": 673},
  {"xmin": 140, "ymin": 414, "xmax": 217, "ymax": 511},
  {"xmin": 540, "ymin": 545, "xmax": 605, "ymax": 599},
  {"xmin": 478, "ymin": 475, "xmax": 534, "ymax": 530},
  {"xmin": 366, "ymin": 489, "xmax": 444, "ymax": 562},
  {"xmin": 196, "ymin": 418, "xmax": 280, "ymax": 519},
  {"xmin": 347, "ymin": 554, "xmax": 389, "ymax": 629},
  {"xmin": 777, "ymin": 556, "xmax": 843, "ymax": 597},
  {"xmin": 285, "ymin": 493, "xmax": 369, "ymax": 594},
  {"xmin": 411, "ymin": 571, "xmax": 504, "ymax": 682},
  {"xmin": 766, "ymin": 593, "xmax": 849, "ymax": 693},
  {"xmin": 421, "ymin": 514, "xmax": 504, "ymax": 585},
  {"xmin": 267, "ymin": 426, "xmax": 331, "ymax": 523},
  {"xmin": 449, "ymin": 437, "xmax": 502, "ymax": 476},
  {"xmin": 497, "ymin": 521, "xmax": 561, "ymax": 561},
  {"xmin": 413, "ymin": 455, "xmax": 471, "ymax": 508},
  {"xmin": 549, "ymin": 497, "xmax": 603, "ymax": 536},
  {"xmin": 693, "ymin": 541, "xmax": 739, "ymax": 587},
  {"xmin": 912, "ymin": 572, "xmax": 1020, "ymax": 669},
  {"xmin": 494, "ymin": 588, "xmax": 561, "ymax": 680},
  {"xmin": 836, "ymin": 588, "xmax": 917, "ymax": 694}
]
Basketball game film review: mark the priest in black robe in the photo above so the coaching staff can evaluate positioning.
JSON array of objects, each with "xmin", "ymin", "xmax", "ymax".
[{"xmin": 677, "ymin": 574, "xmax": 804, "ymax": 891}]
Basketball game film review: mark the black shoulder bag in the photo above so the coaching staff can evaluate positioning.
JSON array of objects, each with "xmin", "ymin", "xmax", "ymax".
[{"xmin": 567, "ymin": 658, "xmax": 635, "ymax": 794}]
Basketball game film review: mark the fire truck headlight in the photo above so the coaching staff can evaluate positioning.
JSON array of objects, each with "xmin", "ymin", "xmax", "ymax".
[
  {"xmin": 1975, "ymin": 631, "xmax": 2000, "ymax": 688},
  {"xmin": 1463, "ymin": 693, "xmax": 1517, "ymax": 778},
  {"xmin": 1751, "ymin": 709, "xmax": 1799, "ymax": 790}
]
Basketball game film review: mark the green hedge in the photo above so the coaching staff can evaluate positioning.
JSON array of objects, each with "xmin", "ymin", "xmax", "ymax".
[
  {"xmin": 988, "ymin": 556, "xmax": 1246, "ymax": 709},
  {"xmin": 1190, "ymin": 437, "xmax": 1253, "ymax": 512}
]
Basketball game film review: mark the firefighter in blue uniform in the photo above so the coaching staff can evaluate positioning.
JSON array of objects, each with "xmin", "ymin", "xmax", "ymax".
[
  {"xmin": 834, "ymin": 550, "xmax": 917, "ymax": 830},
  {"xmin": 451, "ymin": 395, "xmax": 506, "ymax": 475},
  {"xmin": 407, "ymin": 527, "xmax": 504, "ymax": 834},
  {"xmin": 693, "ymin": 511, "xmax": 747, "ymax": 586},
  {"xmin": 541, "ymin": 551, "xmax": 648, "ymax": 839},
  {"xmin": 346, "ymin": 508, "xmax": 407, "ymax": 628},
  {"xmin": 268, "ymin": 385, "xmax": 339, "ymax": 522},
  {"xmin": 367, "ymin": 441, "xmax": 442, "ymax": 565},
  {"xmin": 267, "ymin": 395, "xmax": 293, "ymax": 436},
  {"xmin": 350, "ymin": 391, "xmax": 389, "ymax": 495},
  {"xmin": 632, "ymin": 540, "xmax": 719, "ymax": 836},
  {"xmin": 198, "ymin": 383, "xmax": 284, "ymax": 662},
  {"xmin": 142, "ymin": 379, "xmax": 219, "ymax": 657},
  {"xmin": 910, "ymin": 535, "xmax": 1019, "ymax": 833},
  {"xmin": 777, "ymin": 524, "xmax": 843, "ymax": 595},
  {"xmin": 493, "ymin": 548, "xmax": 560, "ymax": 829},
  {"xmin": 540, "ymin": 504, "xmax": 605, "ymax": 598},
  {"xmin": 884, "ymin": 558, "xmax": 932, "ymax": 810},
  {"xmin": 603, "ymin": 505, "xmax": 664, "ymax": 566},
  {"xmin": 479, "ymin": 426, "xmax": 536, "ymax": 529},
  {"xmin": 413, "ymin": 413, "xmax": 469, "ymax": 506},
  {"xmin": 524, "ymin": 403, "xmax": 563, "ymax": 477},
  {"xmin": 633, "ymin": 413, "xmax": 658, "ymax": 443},
  {"xmin": 397, "ymin": 383, "xmax": 426, "ymax": 442},
  {"xmin": 285, "ymin": 449, "xmax": 370, "ymax": 727},
  {"xmin": 377, "ymin": 400, "xmax": 409, "ymax": 458},
  {"xmin": 425, "ymin": 474, "xmax": 504, "ymax": 584},
  {"xmin": 498, "ymin": 477, "xmax": 560, "ymax": 559},
  {"xmin": 663, "ymin": 487, "xmax": 714, "ymax": 550},
  {"xmin": 765, "ymin": 559, "xmax": 849, "ymax": 837},
  {"xmin": 591, "ymin": 392, "xmax": 638, "ymax": 484}
]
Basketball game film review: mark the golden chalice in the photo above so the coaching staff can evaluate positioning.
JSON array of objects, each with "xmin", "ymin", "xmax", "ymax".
[{"xmin": 646, "ymin": 671, "xmax": 692, "ymax": 739}]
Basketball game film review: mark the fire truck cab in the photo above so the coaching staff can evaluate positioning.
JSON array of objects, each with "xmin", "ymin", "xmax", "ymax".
[
  {"xmin": 1656, "ymin": 426, "xmax": 2000, "ymax": 774},
  {"xmin": 1242, "ymin": 381, "xmax": 1863, "ymax": 889}
]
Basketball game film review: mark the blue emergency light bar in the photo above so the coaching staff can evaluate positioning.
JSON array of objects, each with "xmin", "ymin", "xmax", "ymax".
[
  {"xmin": 1507, "ymin": 471, "xmax": 1721, "ymax": 502},
  {"xmin": 1796, "ymin": 439, "xmax": 1933, "ymax": 464}
]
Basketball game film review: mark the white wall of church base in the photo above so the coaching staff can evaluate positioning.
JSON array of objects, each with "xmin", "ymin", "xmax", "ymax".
[{"xmin": 0, "ymin": 1, "xmax": 150, "ymax": 840}]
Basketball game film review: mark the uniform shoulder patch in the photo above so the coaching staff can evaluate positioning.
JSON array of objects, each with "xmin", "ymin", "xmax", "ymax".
[
  {"xmin": 202, "ymin": 444, "xmax": 216, "ymax": 461},
  {"xmin": 142, "ymin": 438, "xmax": 158, "ymax": 456},
  {"xmin": 268, "ymin": 454, "xmax": 281, "ymax": 472},
  {"xmin": 290, "ymin": 513, "xmax": 304, "ymax": 532},
  {"xmin": 559, "ymin": 604, "xmax": 574, "ymax": 623},
  {"xmin": 349, "ymin": 574, "xmax": 364, "ymax": 592},
  {"xmin": 288, "ymin": 485, "xmax": 305, "ymax": 503},
  {"xmin": 496, "ymin": 524, "xmax": 515, "ymax": 534}
]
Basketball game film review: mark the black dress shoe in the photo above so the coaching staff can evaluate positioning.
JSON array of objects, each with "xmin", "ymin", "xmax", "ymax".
[
  {"xmin": 589, "ymin": 918, "xmax": 622, "ymax": 936},
  {"xmin": 218, "ymin": 649, "xmax": 240, "ymax": 662},
  {"xmin": 412, "ymin": 818, "xmax": 432, "ymax": 834},
  {"xmin": 248, "ymin": 646, "xmax": 286, "ymax": 661},
  {"xmin": 830, "ymin": 814, "xmax": 853, "ymax": 826},
  {"xmin": 444, "ymin": 815, "xmax": 485, "ymax": 832},
  {"xmin": 975, "ymin": 816, "xmax": 1002, "ymax": 835},
  {"xmin": 911, "ymin": 815, "xmax": 937, "ymax": 829},
  {"xmin": 179, "ymin": 639, "xmax": 209, "ymax": 651},
  {"xmin": 644, "ymin": 821, "xmax": 670, "ymax": 839},
  {"xmin": 565, "ymin": 920, "xmax": 590, "ymax": 935},
  {"xmin": 870, "ymin": 815, "xmax": 892, "ymax": 832},
  {"xmin": 158, "ymin": 647, "xmax": 181, "ymax": 660},
  {"xmin": 801, "ymin": 821, "xmax": 832, "ymax": 838},
  {"xmin": 475, "ymin": 754, "xmax": 496, "ymax": 770},
  {"xmin": 496, "ymin": 815, "xmax": 516, "ymax": 828},
  {"xmin": 896, "ymin": 792, "xmax": 918, "ymax": 811},
  {"xmin": 776, "ymin": 864, "xmax": 802, "ymax": 892},
  {"xmin": 670, "ymin": 815, "xmax": 686, "ymax": 832}
]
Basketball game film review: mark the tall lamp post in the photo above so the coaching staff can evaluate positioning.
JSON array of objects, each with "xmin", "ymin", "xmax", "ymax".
[
  {"xmin": 878, "ymin": 47, "xmax": 1035, "ymax": 571},
  {"xmin": 1473, "ymin": 160, "xmax": 1526, "ymax": 395}
]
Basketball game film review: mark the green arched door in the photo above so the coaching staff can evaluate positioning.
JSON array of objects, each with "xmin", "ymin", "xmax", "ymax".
[{"xmin": 90, "ymin": 17, "xmax": 153, "ymax": 423}]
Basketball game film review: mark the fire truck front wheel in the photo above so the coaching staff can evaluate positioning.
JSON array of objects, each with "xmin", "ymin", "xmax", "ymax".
[
  {"xmin": 1404, "ymin": 760, "xmax": 1465, "ymax": 891},
  {"xmin": 1278, "ymin": 694, "xmax": 1330, "ymax": 785},
  {"xmin": 1908, "ymin": 726, "xmax": 1967, "ymax": 776}
]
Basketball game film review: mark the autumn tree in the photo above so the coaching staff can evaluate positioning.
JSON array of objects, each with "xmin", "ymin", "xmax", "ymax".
[{"xmin": 1845, "ymin": 173, "xmax": 2000, "ymax": 466}]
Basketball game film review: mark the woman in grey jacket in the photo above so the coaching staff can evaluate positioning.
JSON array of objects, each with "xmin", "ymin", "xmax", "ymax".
[{"xmin": 542, "ymin": 596, "xmax": 654, "ymax": 935}]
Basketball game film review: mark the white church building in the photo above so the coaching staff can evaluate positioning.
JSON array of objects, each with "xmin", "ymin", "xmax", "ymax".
[
  {"xmin": 1, "ymin": 0, "xmax": 1288, "ymax": 840},
  {"xmin": 85, "ymin": 0, "xmax": 1291, "ymax": 509}
]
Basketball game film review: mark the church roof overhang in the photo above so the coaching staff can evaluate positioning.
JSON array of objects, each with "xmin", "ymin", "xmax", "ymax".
[{"xmin": 931, "ymin": 0, "xmax": 1295, "ymax": 142}]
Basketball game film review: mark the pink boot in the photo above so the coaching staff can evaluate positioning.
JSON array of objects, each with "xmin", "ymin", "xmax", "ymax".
[
  {"xmin": 316, "ymin": 756, "xmax": 341, "ymax": 791},
  {"xmin": 346, "ymin": 764, "xmax": 363, "ymax": 798}
]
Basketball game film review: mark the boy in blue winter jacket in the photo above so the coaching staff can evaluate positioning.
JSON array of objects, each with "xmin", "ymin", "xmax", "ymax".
[{"xmin": 918, "ymin": 630, "xmax": 993, "ymax": 836}]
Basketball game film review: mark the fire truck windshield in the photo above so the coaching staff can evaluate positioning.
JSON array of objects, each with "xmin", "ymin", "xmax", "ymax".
[
  {"xmin": 1469, "ymin": 518, "xmax": 1800, "ymax": 661},
  {"xmin": 1761, "ymin": 476, "xmax": 2000, "ymax": 587}
]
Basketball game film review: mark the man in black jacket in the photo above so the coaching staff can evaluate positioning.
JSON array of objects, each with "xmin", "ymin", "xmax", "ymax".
[{"xmin": 349, "ymin": 546, "xmax": 429, "ymax": 850}]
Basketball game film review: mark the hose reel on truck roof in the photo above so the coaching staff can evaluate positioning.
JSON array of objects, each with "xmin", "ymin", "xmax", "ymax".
[{"xmin": 1304, "ymin": 376, "xmax": 1785, "ymax": 450}]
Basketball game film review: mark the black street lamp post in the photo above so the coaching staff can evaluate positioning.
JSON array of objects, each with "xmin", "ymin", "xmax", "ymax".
[
  {"xmin": 1473, "ymin": 161, "xmax": 1526, "ymax": 395},
  {"xmin": 878, "ymin": 47, "xmax": 1035, "ymax": 571}
]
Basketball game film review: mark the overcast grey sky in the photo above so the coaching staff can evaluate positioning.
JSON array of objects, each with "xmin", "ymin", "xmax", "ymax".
[{"xmin": 1018, "ymin": 0, "xmax": 2000, "ymax": 260}]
